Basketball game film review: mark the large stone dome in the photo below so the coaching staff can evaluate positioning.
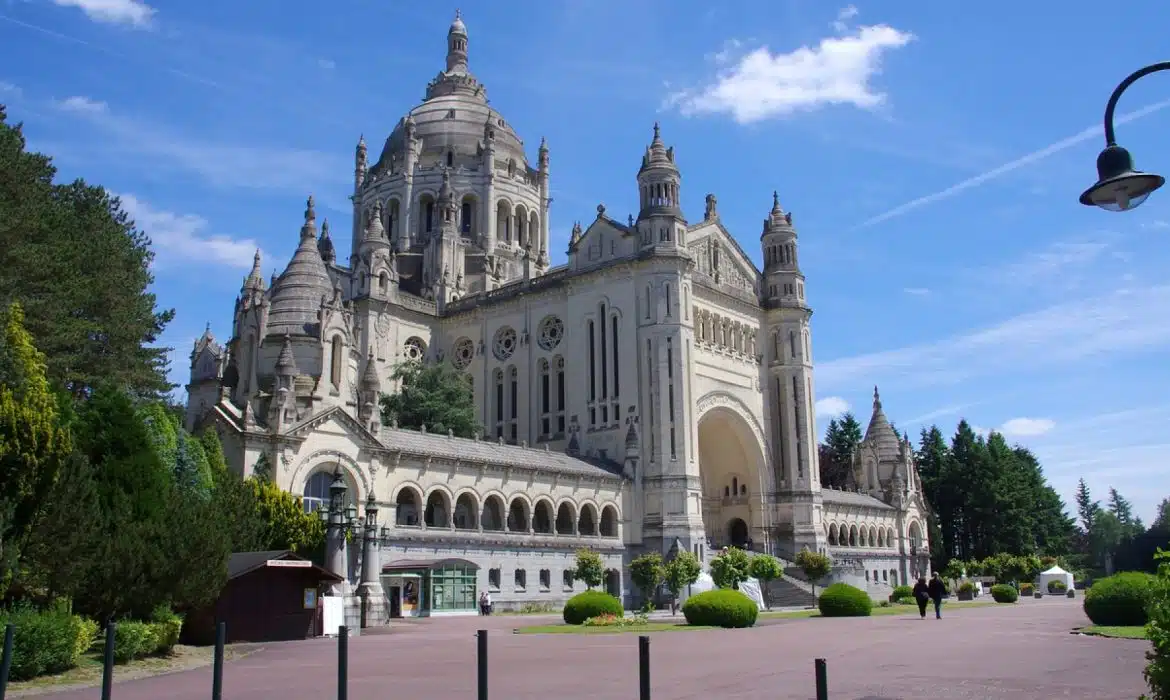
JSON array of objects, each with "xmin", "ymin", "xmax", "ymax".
[{"xmin": 370, "ymin": 12, "xmax": 529, "ymax": 174}]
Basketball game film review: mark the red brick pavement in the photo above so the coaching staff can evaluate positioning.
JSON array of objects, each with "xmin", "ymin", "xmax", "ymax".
[{"xmin": 29, "ymin": 599, "xmax": 1148, "ymax": 700}]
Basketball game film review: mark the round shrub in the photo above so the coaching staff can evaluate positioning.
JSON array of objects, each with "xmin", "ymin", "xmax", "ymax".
[
  {"xmin": 817, "ymin": 583, "xmax": 873, "ymax": 617},
  {"xmin": 958, "ymin": 580, "xmax": 976, "ymax": 594},
  {"xmin": 1048, "ymin": 580, "xmax": 1067, "ymax": 593},
  {"xmin": 1083, "ymin": 572, "xmax": 1157, "ymax": 626},
  {"xmin": 681, "ymin": 589, "xmax": 758, "ymax": 628},
  {"xmin": 111, "ymin": 621, "xmax": 159, "ymax": 664},
  {"xmin": 1020, "ymin": 583, "xmax": 1035, "ymax": 596},
  {"xmin": 0, "ymin": 606, "xmax": 92, "ymax": 681},
  {"xmin": 563, "ymin": 590, "xmax": 624, "ymax": 625},
  {"xmin": 890, "ymin": 585, "xmax": 913, "ymax": 602},
  {"xmin": 990, "ymin": 584, "xmax": 1019, "ymax": 603}
]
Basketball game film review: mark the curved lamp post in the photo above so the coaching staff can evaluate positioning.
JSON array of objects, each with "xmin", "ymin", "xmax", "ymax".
[{"xmin": 1080, "ymin": 61, "xmax": 1169, "ymax": 211}]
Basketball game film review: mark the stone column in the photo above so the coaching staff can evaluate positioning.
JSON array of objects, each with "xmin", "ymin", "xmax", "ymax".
[{"xmin": 358, "ymin": 494, "xmax": 389, "ymax": 628}]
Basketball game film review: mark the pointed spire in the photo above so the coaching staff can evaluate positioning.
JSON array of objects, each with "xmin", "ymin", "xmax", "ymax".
[
  {"xmin": 300, "ymin": 195, "xmax": 317, "ymax": 240},
  {"xmin": 317, "ymin": 219, "xmax": 336, "ymax": 263},
  {"xmin": 652, "ymin": 122, "xmax": 661, "ymax": 142},
  {"xmin": 361, "ymin": 352, "xmax": 380, "ymax": 390},
  {"xmin": 244, "ymin": 248, "xmax": 264, "ymax": 289},
  {"xmin": 539, "ymin": 136, "xmax": 548, "ymax": 151},
  {"xmin": 276, "ymin": 334, "xmax": 298, "ymax": 375},
  {"xmin": 772, "ymin": 191, "xmax": 782, "ymax": 214},
  {"xmin": 873, "ymin": 385, "xmax": 881, "ymax": 410},
  {"xmin": 357, "ymin": 134, "xmax": 366, "ymax": 152}
]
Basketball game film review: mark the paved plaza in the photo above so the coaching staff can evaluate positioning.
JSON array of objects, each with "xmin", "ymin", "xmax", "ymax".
[{"xmin": 32, "ymin": 599, "xmax": 1147, "ymax": 700}]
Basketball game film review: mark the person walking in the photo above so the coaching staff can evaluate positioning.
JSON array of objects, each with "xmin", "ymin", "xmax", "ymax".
[
  {"xmin": 927, "ymin": 572, "xmax": 946, "ymax": 619},
  {"xmin": 912, "ymin": 577, "xmax": 930, "ymax": 619}
]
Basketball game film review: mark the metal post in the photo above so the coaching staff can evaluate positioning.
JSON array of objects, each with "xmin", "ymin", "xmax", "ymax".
[
  {"xmin": 101, "ymin": 622, "xmax": 116, "ymax": 700},
  {"xmin": 477, "ymin": 629, "xmax": 488, "ymax": 700},
  {"xmin": 638, "ymin": 635, "xmax": 650, "ymax": 700},
  {"xmin": 815, "ymin": 658, "xmax": 828, "ymax": 700},
  {"xmin": 0, "ymin": 623, "xmax": 14, "ymax": 700},
  {"xmin": 211, "ymin": 621, "xmax": 225, "ymax": 700},
  {"xmin": 337, "ymin": 625, "xmax": 348, "ymax": 700}
]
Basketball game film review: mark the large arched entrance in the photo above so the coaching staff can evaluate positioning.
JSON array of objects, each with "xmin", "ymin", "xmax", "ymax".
[{"xmin": 696, "ymin": 400, "xmax": 770, "ymax": 552}]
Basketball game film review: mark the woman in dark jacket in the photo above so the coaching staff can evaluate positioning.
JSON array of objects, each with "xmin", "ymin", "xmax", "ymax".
[{"xmin": 912, "ymin": 577, "xmax": 930, "ymax": 619}]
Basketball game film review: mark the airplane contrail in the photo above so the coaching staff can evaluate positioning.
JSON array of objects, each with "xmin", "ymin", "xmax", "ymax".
[{"xmin": 856, "ymin": 98, "xmax": 1170, "ymax": 229}]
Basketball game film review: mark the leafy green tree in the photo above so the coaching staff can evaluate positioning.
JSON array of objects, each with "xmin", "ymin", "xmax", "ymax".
[
  {"xmin": 573, "ymin": 548, "xmax": 605, "ymax": 590},
  {"xmin": 1154, "ymin": 499, "xmax": 1170, "ymax": 534},
  {"xmin": 248, "ymin": 479, "xmax": 325, "ymax": 553},
  {"xmin": 748, "ymin": 554, "xmax": 784, "ymax": 608},
  {"xmin": 200, "ymin": 428, "xmax": 229, "ymax": 481},
  {"xmin": 380, "ymin": 360, "xmax": 480, "ymax": 438},
  {"xmin": 0, "ymin": 303, "xmax": 73, "ymax": 593},
  {"xmin": 794, "ymin": 549, "xmax": 831, "ymax": 597},
  {"xmin": 1143, "ymin": 548, "xmax": 1170, "ymax": 699},
  {"xmin": 820, "ymin": 414, "xmax": 862, "ymax": 488},
  {"xmin": 663, "ymin": 551, "xmax": 701, "ymax": 614},
  {"xmin": 0, "ymin": 109, "xmax": 174, "ymax": 399},
  {"xmin": 630, "ymin": 553, "xmax": 665, "ymax": 611},
  {"xmin": 710, "ymin": 547, "xmax": 752, "ymax": 590}
]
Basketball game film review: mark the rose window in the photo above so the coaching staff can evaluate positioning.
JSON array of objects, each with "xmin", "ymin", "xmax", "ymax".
[
  {"xmin": 403, "ymin": 337, "xmax": 426, "ymax": 362},
  {"xmin": 452, "ymin": 337, "xmax": 475, "ymax": 370},
  {"xmin": 493, "ymin": 326, "xmax": 517, "ymax": 361},
  {"xmin": 537, "ymin": 315, "xmax": 564, "ymax": 351}
]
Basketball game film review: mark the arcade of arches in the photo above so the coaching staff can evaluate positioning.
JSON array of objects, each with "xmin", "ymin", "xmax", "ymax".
[
  {"xmin": 697, "ymin": 406, "xmax": 767, "ymax": 550},
  {"xmin": 391, "ymin": 486, "xmax": 621, "ymax": 540}
]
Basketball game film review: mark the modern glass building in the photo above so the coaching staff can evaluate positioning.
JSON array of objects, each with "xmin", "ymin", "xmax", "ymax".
[{"xmin": 381, "ymin": 558, "xmax": 480, "ymax": 617}]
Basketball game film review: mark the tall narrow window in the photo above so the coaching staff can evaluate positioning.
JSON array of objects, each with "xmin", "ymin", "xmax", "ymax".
[
  {"xmin": 509, "ymin": 366, "xmax": 518, "ymax": 443},
  {"xmin": 646, "ymin": 339, "xmax": 655, "ymax": 460},
  {"xmin": 667, "ymin": 337, "xmax": 676, "ymax": 460},
  {"xmin": 461, "ymin": 202, "xmax": 472, "ymax": 234},
  {"xmin": 425, "ymin": 202, "xmax": 434, "ymax": 233},
  {"xmin": 555, "ymin": 356, "xmax": 566, "ymax": 435},
  {"xmin": 587, "ymin": 321, "xmax": 597, "ymax": 403},
  {"xmin": 792, "ymin": 376, "xmax": 803, "ymax": 478},
  {"xmin": 493, "ymin": 369, "xmax": 504, "ymax": 439},
  {"xmin": 645, "ymin": 286, "xmax": 652, "ymax": 319},
  {"xmin": 539, "ymin": 359, "xmax": 551, "ymax": 437},
  {"xmin": 446, "ymin": 151, "xmax": 454, "ymax": 167},
  {"xmin": 599, "ymin": 304, "xmax": 608, "ymax": 401},
  {"xmin": 611, "ymin": 315, "xmax": 620, "ymax": 399},
  {"xmin": 790, "ymin": 330, "xmax": 797, "ymax": 359},
  {"xmin": 664, "ymin": 284, "xmax": 672, "ymax": 317},
  {"xmin": 330, "ymin": 336, "xmax": 342, "ymax": 387}
]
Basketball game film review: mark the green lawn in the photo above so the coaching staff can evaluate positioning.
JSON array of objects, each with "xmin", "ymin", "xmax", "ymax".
[
  {"xmin": 515, "ymin": 600, "xmax": 1000, "ymax": 634},
  {"xmin": 1076, "ymin": 625, "xmax": 1149, "ymax": 640}
]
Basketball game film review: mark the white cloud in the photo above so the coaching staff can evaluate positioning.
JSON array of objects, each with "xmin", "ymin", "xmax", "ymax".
[
  {"xmin": 665, "ymin": 21, "xmax": 914, "ymax": 124},
  {"xmin": 903, "ymin": 287, "xmax": 930, "ymax": 296},
  {"xmin": 985, "ymin": 240, "xmax": 1112, "ymax": 287},
  {"xmin": 817, "ymin": 284, "xmax": 1170, "ymax": 391},
  {"xmin": 55, "ymin": 95, "xmax": 109, "ymax": 114},
  {"xmin": 857, "ymin": 98, "xmax": 1170, "ymax": 228},
  {"xmin": 816, "ymin": 396, "xmax": 851, "ymax": 418},
  {"xmin": 0, "ymin": 81, "xmax": 21, "ymax": 97},
  {"xmin": 832, "ymin": 5, "xmax": 859, "ymax": 33},
  {"xmin": 50, "ymin": 0, "xmax": 156, "ymax": 29},
  {"xmin": 51, "ymin": 97, "xmax": 348, "ymax": 196},
  {"xmin": 116, "ymin": 193, "xmax": 263, "ymax": 270},
  {"xmin": 999, "ymin": 417, "xmax": 1056, "ymax": 437}
]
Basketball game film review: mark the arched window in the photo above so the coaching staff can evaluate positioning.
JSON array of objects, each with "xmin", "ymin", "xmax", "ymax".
[
  {"xmin": 461, "ymin": 201, "xmax": 473, "ymax": 234},
  {"xmin": 446, "ymin": 151, "xmax": 454, "ymax": 167},
  {"xmin": 330, "ymin": 336, "xmax": 343, "ymax": 387},
  {"xmin": 302, "ymin": 470, "xmax": 356, "ymax": 514}
]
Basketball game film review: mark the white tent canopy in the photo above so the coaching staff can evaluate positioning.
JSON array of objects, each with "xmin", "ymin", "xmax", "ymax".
[{"xmin": 1037, "ymin": 565, "xmax": 1074, "ymax": 593}]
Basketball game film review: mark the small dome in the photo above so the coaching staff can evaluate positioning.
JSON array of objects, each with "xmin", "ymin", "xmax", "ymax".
[
  {"xmin": 449, "ymin": 10, "xmax": 466, "ymax": 35},
  {"xmin": 267, "ymin": 197, "xmax": 333, "ymax": 338}
]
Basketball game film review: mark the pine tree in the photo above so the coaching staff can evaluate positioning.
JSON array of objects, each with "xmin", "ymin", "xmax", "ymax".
[
  {"xmin": 820, "ymin": 413, "xmax": 862, "ymax": 489},
  {"xmin": 380, "ymin": 360, "xmax": 481, "ymax": 438},
  {"xmin": 1075, "ymin": 479, "xmax": 1100, "ymax": 532},
  {"xmin": 1154, "ymin": 499, "xmax": 1170, "ymax": 534}
]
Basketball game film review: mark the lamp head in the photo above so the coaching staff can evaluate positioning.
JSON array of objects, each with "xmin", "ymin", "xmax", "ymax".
[{"xmin": 1080, "ymin": 144, "xmax": 1164, "ymax": 211}]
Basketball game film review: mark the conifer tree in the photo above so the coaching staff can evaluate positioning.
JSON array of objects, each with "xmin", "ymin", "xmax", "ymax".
[{"xmin": 380, "ymin": 360, "xmax": 480, "ymax": 438}]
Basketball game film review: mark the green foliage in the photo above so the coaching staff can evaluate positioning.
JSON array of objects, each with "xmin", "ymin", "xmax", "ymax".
[
  {"xmin": 663, "ymin": 551, "xmax": 702, "ymax": 605},
  {"xmin": 572, "ymin": 548, "xmax": 605, "ymax": 590},
  {"xmin": 748, "ymin": 554, "xmax": 783, "ymax": 609},
  {"xmin": 1142, "ymin": 550, "xmax": 1170, "ymax": 699},
  {"xmin": 794, "ymin": 549, "xmax": 832, "ymax": 596},
  {"xmin": 379, "ymin": 360, "xmax": 480, "ymax": 438},
  {"xmin": 990, "ymin": 584, "xmax": 1019, "ymax": 603},
  {"xmin": 562, "ymin": 590, "xmax": 623, "ymax": 625},
  {"xmin": 817, "ymin": 583, "xmax": 872, "ymax": 617},
  {"xmin": 248, "ymin": 478, "xmax": 325, "ymax": 553},
  {"xmin": 200, "ymin": 428, "xmax": 228, "ymax": 481},
  {"xmin": 1083, "ymin": 572, "xmax": 1157, "ymax": 627},
  {"xmin": 0, "ymin": 604, "xmax": 94, "ymax": 681},
  {"xmin": 1048, "ymin": 579, "xmax": 1067, "ymax": 593},
  {"xmin": 710, "ymin": 546, "xmax": 752, "ymax": 590},
  {"xmin": 0, "ymin": 303, "xmax": 73, "ymax": 593},
  {"xmin": 958, "ymin": 580, "xmax": 976, "ymax": 594},
  {"xmin": 681, "ymin": 589, "xmax": 758, "ymax": 628},
  {"xmin": 149, "ymin": 604, "xmax": 183, "ymax": 654},
  {"xmin": 1020, "ymin": 583, "xmax": 1034, "ymax": 596},
  {"xmin": 629, "ymin": 553, "xmax": 664, "ymax": 610},
  {"xmin": 819, "ymin": 413, "xmax": 863, "ymax": 489},
  {"xmin": 110, "ymin": 620, "xmax": 159, "ymax": 664},
  {"xmin": 0, "ymin": 112, "xmax": 174, "ymax": 399},
  {"xmin": 891, "ymin": 585, "xmax": 913, "ymax": 601}
]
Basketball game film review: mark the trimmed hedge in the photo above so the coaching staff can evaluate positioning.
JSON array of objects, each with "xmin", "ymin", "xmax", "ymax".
[
  {"xmin": 681, "ymin": 589, "xmax": 758, "ymax": 628},
  {"xmin": 1083, "ymin": 572, "xmax": 1157, "ymax": 626},
  {"xmin": 990, "ymin": 584, "xmax": 1019, "ymax": 603},
  {"xmin": 0, "ymin": 606, "xmax": 97, "ymax": 681},
  {"xmin": 1020, "ymin": 583, "xmax": 1034, "ymax": 596},
  {"xmin": 890, "ymin": 585, "xmax": 913, "ymax": 602},
  {"xmin": 817, "ymin": 583, "xmax": 872, "ymax": 617},
  {"xmin": 563, "ymin": 590, "xmax": 624, "ymax": 625}
]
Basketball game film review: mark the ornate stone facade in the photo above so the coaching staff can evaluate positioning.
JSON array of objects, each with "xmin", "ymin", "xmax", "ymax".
[{"xmin": 183, "ymin": 11, "xmax": 928, "ymax": 614}]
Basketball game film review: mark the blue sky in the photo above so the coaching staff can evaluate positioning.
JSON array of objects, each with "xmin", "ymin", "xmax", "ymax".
[{"xmin": 2, "ymin": 0, "xmax": 1168, "ymax": 523}]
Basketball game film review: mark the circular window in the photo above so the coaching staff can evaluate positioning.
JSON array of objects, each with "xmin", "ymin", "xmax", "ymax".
[
  {"xmin": 403, "ymin": 337, "xmax": 427, "ymax": 362},
  {"xmin": 452, "ymin": 337, "xmax": 475, "ymax": 370},
  {"xmin": 493, "ymin": 326, "xmax": 517, "ymax": 361},
  {"xmin": 537, "ymin": 315, "xmax": 564, "ymax": 351}
]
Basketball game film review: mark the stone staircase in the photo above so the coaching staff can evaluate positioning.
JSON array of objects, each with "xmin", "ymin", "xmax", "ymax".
[{"xmin": 764, "ymin": 575, "xmax": 816, "ymax": 608}]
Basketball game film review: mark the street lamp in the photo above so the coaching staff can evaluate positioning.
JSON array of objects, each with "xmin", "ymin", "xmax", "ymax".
[{"xmin": 1080, "ymin": 61, "xmax": 1169, "ymax": 211}]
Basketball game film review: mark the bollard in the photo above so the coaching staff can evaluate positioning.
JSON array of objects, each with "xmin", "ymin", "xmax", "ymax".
[
  {"xmin": 212, "ymin": 621, "xmax": 225, "ymax": 700},
  {"xmin": 0, "ymin": 623, "xmax": 14, "ymax": 700},
  {"xmin": 337, "ymin": 625, "xmax": 348, "ymax": 700},
  {"xmin": 814, "ymin": 658, "xmax": 828, "ymax": 700},
  {"xmin": 477, "ymin": 629, "xmax": 488, "ymax": 700},
  {"xmin": 638, "ymin": 635, "xmax": 650, "ymax": 700},
  {"xmin": 101, "ymin": 622, "xmax": 116, "ymax": 700}
]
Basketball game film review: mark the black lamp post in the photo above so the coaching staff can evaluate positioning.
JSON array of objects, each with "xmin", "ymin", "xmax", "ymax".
[{"xmin": 1080, "ymin": 61, "xmax": 1169, "ymax": 211}]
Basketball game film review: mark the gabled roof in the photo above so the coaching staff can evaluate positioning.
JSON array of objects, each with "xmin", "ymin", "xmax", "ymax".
[
  {"xmin": 821, "ymin": 489, "xmax": 894, "ymax": 511},
  {"xmin": 226, "ymin": 550, "xmax": 343, "ymax": 582},
  {"xmin": 688, "ymin": 218, "xmax": 762, "ymax": 279}
]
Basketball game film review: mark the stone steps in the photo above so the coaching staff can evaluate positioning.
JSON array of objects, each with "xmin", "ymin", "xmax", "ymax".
[{"xmin": 765, "ymin": 576, "xmax": 816, "ymax": 609}]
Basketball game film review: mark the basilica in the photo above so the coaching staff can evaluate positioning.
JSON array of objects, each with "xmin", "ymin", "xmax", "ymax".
[{"xmin": 184, "ymin": 11, "xmax": 929, "ymax": 617}]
